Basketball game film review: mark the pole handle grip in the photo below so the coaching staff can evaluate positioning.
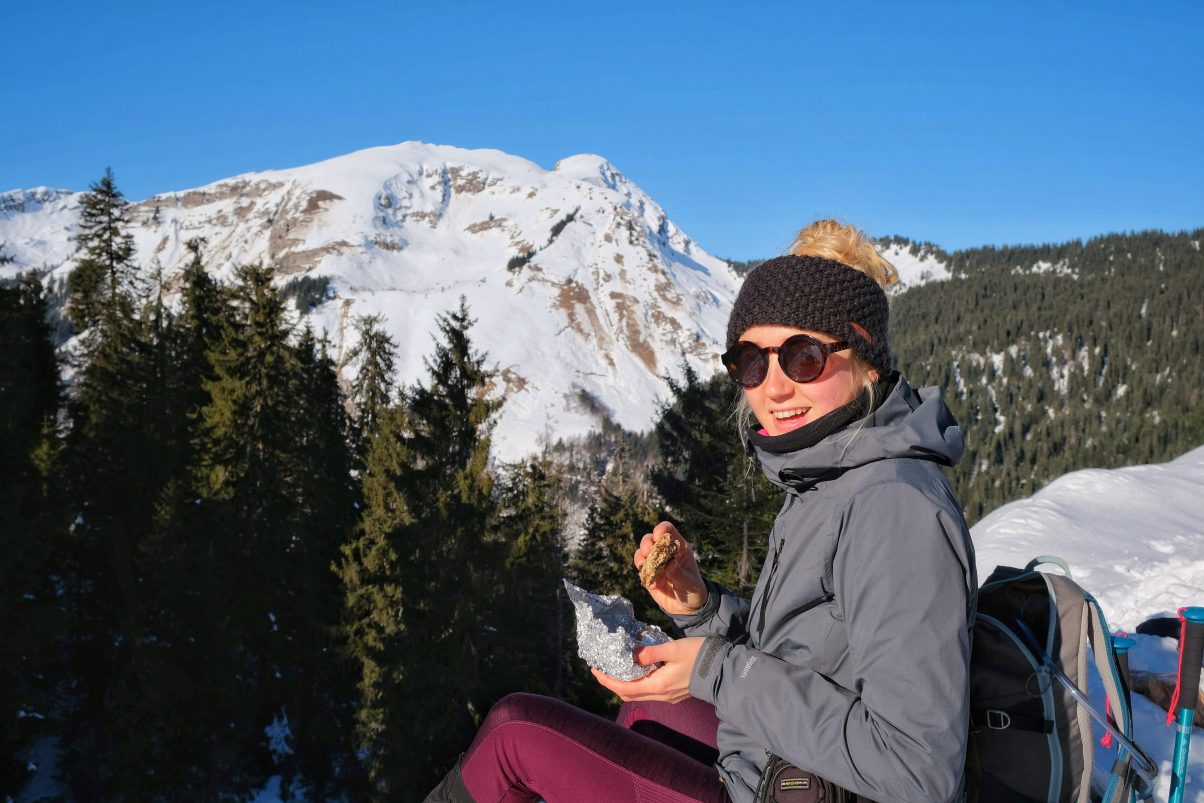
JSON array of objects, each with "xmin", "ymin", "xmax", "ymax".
[{"xmin": 1178, "ymin": 609, "xmax": 1204, "ymax": 714}]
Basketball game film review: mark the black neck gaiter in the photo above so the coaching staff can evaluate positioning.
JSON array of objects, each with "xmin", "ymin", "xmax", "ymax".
[{"xmin": 749, "ymin": 372, "xmax": 899, "ymax": 455}]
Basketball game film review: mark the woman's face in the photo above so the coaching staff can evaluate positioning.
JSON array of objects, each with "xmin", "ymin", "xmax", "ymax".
[{"xmin": 740, "ymin": 324, "xmax": 867, "ymax": 436}]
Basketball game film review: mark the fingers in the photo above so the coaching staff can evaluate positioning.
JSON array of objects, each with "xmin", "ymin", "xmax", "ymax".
[
  {"xmin": 633, "ymin": 533, "xmax": 656, "ymax": 570},
  {"xmin": 590, "ymin": 657, "xmax": 693, "ymax": 704},
  {"xmin": 654, "ymin": 521, "xmax": 686, "ymax": 549},
  {"xmin": 635, "ymin": 521, "xmax": 689, "ymax": 570},
  {"xmin": 656, "ymin": 521, "xmax": 694, "ymax": 557},
  {"xmin": 633, "ymin": 643, "xmax": 666, "ymax": 667},
  {"xmin": 591, "ymin": 667, "xmax": 672, "ymax": 702}
]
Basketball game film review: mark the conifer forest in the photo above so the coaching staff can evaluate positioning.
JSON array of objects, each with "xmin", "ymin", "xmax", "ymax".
[{"xmin": 3, "ymin": 172, "xmax": 1202, "ymax": 800}]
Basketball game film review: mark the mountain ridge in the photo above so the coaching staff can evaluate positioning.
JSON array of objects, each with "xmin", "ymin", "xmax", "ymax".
[{"xmin": 0, "ymin": 141, "xmax": 743, "ymax": 459}]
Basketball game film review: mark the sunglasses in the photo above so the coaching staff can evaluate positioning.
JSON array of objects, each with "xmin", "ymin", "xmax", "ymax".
[{"xmin": 721, "ymin": 334, "xmax": 850, "ymax": 388}]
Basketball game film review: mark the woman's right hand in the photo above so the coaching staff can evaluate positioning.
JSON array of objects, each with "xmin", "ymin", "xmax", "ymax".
[{"xmin": 634, "ymin": 521, "xmax": 708, "ymax": 615}]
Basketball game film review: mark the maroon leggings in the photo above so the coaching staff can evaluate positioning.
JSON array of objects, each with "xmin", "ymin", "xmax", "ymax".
[{"xmin": 461, "ymin": 693, "xmax": 731, "ymax": 803}]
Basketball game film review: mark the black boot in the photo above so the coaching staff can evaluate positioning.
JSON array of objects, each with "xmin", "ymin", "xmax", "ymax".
[{"xmin": 423, "ymin": 756, "xmax": 476, "ymax": 803}]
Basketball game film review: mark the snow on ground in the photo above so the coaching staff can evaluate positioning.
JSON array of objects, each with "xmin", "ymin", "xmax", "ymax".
[
  {"xmin": 972, "ymin": 445, "xmax": 1204, "ymax": 631},
  {"xmin": 972, "ymin": 445, "xmax": 1204, "ymax": 801}
]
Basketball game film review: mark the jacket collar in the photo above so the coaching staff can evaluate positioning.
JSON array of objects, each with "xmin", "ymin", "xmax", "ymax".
[{"xmin": 752, "ymin": 375, "xmax": 964, "ymax": 493}]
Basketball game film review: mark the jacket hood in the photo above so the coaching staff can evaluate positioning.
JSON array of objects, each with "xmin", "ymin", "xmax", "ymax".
[{"xmin": 753, "ymin": 376, "xmax": 964, "ymax": 492}]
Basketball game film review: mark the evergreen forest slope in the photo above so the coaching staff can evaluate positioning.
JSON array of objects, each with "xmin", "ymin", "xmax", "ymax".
[{"xmin": 891, "ymin": 228, "xmax": 1204, "ymax": 521}]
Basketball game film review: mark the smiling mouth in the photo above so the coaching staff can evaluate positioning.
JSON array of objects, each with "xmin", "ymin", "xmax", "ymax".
[{"xmin": 772, "ymin": 408, "xmax": 809, "ymax": 420}]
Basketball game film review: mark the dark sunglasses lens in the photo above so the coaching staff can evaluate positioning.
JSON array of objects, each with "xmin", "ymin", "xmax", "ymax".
[
  {"xmin": 780, "ymin": 338, "xmax": 825, "ymax": 383},
  {"xmin": 728, "ymin": 344, "xmax": 768, "ymax": 387}
]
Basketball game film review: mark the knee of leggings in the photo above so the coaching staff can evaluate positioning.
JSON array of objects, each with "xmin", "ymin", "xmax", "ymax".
[
  {"xmin": 482, "ymin": 692, "xmax": 555, "ymax": 729},
  {"xmin": 616, "ymin": 700, "xmax": 646, "ymax": 729}
]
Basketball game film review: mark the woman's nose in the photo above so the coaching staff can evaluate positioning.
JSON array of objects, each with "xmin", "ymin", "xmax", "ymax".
[{"xmin": 763, "ymin": 354, "xmax": 795, "ymax": 399}]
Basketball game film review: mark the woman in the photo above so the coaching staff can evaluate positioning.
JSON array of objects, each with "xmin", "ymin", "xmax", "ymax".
[{"xmin": 426, "ymin": 220, "xmax": 976, "ymax": 803}]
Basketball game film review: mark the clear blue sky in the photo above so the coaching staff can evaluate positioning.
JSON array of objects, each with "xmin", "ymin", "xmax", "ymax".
[{"xmin": 3, "ymin": 1, "xmax": 1201, "ymax": 258}]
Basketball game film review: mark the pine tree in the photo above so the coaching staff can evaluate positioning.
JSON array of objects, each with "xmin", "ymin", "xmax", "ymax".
[
  {"xmin": 117, "ymin": 236, "xmax": 241, "ymax": 797},
  {"xmin": 339, "ymin": 297, "xmax": 504, "ymax": 796},
  {"xmin": 58, "ymin": 167, "xmax": 159, "ymax": 798},
  {"xmin": 485, "ymin": 457, "xmax": 571, "ymax": 702},
  {"xmin": 288, "ymin": 327, "xmax": 361, "ymax": 796},
  {"xmin": 190, "ymin": 260, "xmax": 308, "ymax": 794},
  {"xmin": 164, "ymin": 238, "xmax": 224, "ymax": 465},
  {"xmin": 396, "ymin": 298, "xmax": 503, "ymax": 790},
  {"xmin": 65, "ymin": 167, "xmax": 137, "ymax": 332},
  {"xmin": 100, "ymin": 256, "xmax": 357, "ymax": 798},
  {"xmin": 336, "ymin": 402, "xmax": 413, "ymax": 797},
  {"xmin": 0, "ymin": 274, "xmax": 65, "ymax": 793},
  {"xmin": 346, "ymin": 313, "xmax": 398, "ymax": 460}
]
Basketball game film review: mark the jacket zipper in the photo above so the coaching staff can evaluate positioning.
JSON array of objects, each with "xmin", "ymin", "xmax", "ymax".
[
  {"xmin": 755, "ymin": 496, "xmax": 794, "ymax": 640},
  {"xmin": 755, "ymin": 537, "xmax": 783, "ymax": 640},
  {"xmin": 754, "ymin": 496, "xmax": 836, "ymax": 641}
]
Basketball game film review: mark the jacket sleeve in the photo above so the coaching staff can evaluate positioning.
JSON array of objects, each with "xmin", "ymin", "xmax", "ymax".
[
  {"xmin": 688, "ymin": 481, "xmax": 975, "ymax": 803},
  {"xmin": 669, "ymin": 578, "xmax": 751, "ymax": 643}
]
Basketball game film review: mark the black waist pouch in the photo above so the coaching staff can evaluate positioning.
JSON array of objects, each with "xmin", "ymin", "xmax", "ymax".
[{"xmin": 753, "ymin": 754, "xmax": 856, "ymax": 803}]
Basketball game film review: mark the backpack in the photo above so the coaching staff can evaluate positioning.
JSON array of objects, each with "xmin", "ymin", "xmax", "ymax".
[{"xmin": 965, "ymin": 556, "xmax": 1157, "ymax": 803}]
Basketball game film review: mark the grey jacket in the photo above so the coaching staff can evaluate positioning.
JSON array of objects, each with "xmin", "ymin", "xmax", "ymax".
[{"xmin": 673, "ymin": 377, "xmax": 977, "ymax": 803}]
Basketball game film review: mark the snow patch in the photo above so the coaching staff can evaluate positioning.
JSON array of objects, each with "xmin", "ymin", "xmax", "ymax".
[
  {"xmin": 878, "ymin": 242, "xmax": 950, "ymax": 291},
  {"xmin": 264, "ymin": 711, "xmax": 294, "ymax": 761}
]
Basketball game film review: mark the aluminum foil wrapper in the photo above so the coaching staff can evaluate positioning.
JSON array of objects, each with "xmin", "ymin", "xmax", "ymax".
[{"xmin": 564, "ymin": 579, "xmax": 670, "ymax": 681}]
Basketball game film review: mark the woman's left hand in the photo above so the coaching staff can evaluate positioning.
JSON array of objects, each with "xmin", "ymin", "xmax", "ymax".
[{"xmin": 591, "ymin": 636, "xmax": 706, "ymax": 703}]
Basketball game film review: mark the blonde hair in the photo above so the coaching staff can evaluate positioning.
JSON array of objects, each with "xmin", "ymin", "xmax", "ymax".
[
  {"xmin": 787, "ymin": 219, "xmax": 899, "ymax": 289},
  {"xmin": 734, "ymin": 219, "xmax": 897, "ymax": 445}
]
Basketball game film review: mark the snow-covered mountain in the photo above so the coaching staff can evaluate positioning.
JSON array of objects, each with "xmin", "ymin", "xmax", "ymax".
[
  {"xmin": 0, "ymin": 143, "xmax": 745, "ymax": 459},
  {"xmin": 972, "ymin": 445, "xmax": 1204, "ymax": 801}
]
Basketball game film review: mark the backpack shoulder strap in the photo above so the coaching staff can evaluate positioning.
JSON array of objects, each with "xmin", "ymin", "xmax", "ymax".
[
  {"xmin": 1086, "ymin": 596, "xmax": 1138, "ymax": 803},
  {"xmin": 1044, "ymin": 571, "xmax": 1155, "ymax": 802}
]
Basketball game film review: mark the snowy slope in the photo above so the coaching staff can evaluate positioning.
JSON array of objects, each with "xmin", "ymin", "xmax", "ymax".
[
  {"xmin": 879, "ymin": 241, "xmax": 950, "ymax": 291},
  {"xmin": 0, "ymin": 143, "xmax": 742, "ymax": 460},
  {"xmin": 972, "ymin": 446, "xmax": 1204, "ymax": 631},
  {"xmin": 972, "ymin": 445, "xmax": 1204, "ymax": 801},
  {"xmin": 0, "ymin": 188, "xmax": 79, "ymax": 272}
]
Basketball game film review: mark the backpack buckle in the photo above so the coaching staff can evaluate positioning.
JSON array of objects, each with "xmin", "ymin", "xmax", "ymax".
[{"xmin": 987, "ymin": 709, "xmax": 1012, "ymax": 730}]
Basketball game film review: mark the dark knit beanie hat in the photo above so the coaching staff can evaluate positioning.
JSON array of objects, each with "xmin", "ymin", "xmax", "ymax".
[{"xmin": 726, "ymin": 255, "xmax": 892, "ymax": 374}]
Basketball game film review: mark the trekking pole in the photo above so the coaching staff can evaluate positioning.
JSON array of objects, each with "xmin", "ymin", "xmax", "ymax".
[{"xmin": 1169, "ymin": 607, "xmax": 1204, "ymax": 803}]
